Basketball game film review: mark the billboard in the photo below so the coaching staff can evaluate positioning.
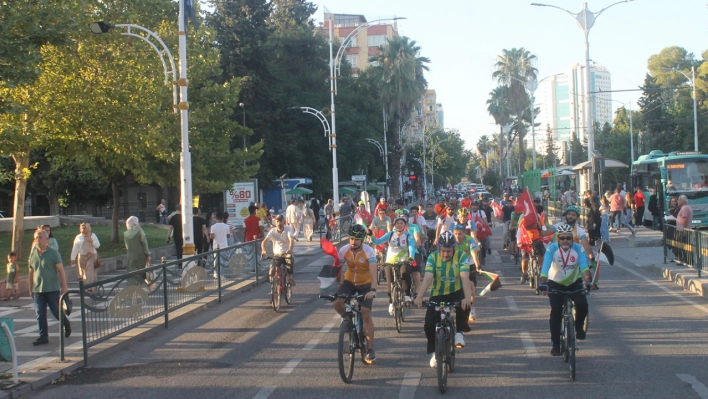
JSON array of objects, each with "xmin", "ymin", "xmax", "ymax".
[{"xmin": 225, "ymin": 181, "xmax": 256, "ymax": 224}]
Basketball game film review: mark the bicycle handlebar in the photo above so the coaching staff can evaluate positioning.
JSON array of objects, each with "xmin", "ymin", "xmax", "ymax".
[
  {"xmin": 424, "ymin": 300, "xmax": 462, "ymax": 308},
  {"xmin": 547, "ymin": 287, "xmax": 589, "ymax": 296},
  {"xmin": 319, "ymin": 293, "xmax": 365, "ymax": 302}
]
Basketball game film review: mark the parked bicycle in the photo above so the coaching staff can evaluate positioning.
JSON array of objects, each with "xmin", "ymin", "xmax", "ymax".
[
  {"xmin": 319, "ymin": 293, "xmax": 369, "ymax": 383},
  {"xmin": 261, "ymin": 254, "xmax": 293, "ymax": 312},
  {"xmin": 426, "ymin": 300, "xmax": 459, "ymax": 393},
  {"xmin": 549, "ymin": 287, "xmax": 589, "ymax": 381}
]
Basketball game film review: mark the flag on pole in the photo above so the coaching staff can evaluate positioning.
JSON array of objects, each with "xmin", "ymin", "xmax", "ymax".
[
  {"xmin": 184, "ymin": 0, "xmax": 200, "ymax": 30},
  {"xmin": 318, "ymin": 238, "xmax": 342, "ymax": 291},
  {"xmin": 477, "ymin": 271, "xmax": 502, "ymax": 296},
  {"xmin": 491, "ymin": 201, "xmax": 503, "ymax": 219},
  {"xmin": 514, "ymin": 189, "xmax": 539, "ymax": 228}
]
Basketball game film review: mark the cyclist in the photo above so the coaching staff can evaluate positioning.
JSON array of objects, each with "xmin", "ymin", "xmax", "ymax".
[
  {"xmin": 434, "ymin": 197, "xmax": 447, "ymax": 217},
  {"xmin": 422, "ymin": 203, "xmax": 438, "ymax": 245},
  {"xmin": 434, "ymin": 204, "xmax": 456, "ymax": 245},
  {"xmin": 540, "ymin": 205, "xmax": 595, "ymax": 265},
  {"xmin": 414, "ymin": 231, "xmax": 472, "ymax": 368},
  {"xmin": 334, "ymin": 224, "xmax": 378, "ymax": 363},
  {"xmin": 456, "ymin": 208, "xmax": 475, "ymax": 236},
  {"xmin": 460, "ymin": 193, "xmax": 472, "ymax": 209},
  {"xmin": 502, "ymin": 198, "xmax": 515, "ymax": 250},
  {"xmin": 516, "ymin": 203, "xmax": 546, "ymax": 284},
  {"xmin": 261, "ymin": 215, "xmax": 296, "ymax": 286},
  {"xmin": 354, "ymin": 200, "xmax": 372, "ymax": 227},
  {"xmin": 537, "ymin": 224, "xmax": 593, "ymax": 356},
  {"xmin": 407, "ymin": 207, "xmax": 426, "ymax": 295},
  {"xmin": 452, "ymin": 224, "xmax": 481, "ymax": 321},
  {"xmin": 470, "ymin": 201, "xmax": 491, "ymax": 260},
  {"xmin": 370, "ymin": 214, "xmax": 417, "ymax": 314}
]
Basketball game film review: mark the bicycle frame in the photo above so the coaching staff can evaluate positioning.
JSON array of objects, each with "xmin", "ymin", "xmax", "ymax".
[{"xmin": 549, "ymin": 287, "xmax": 588, "ymax": 382}]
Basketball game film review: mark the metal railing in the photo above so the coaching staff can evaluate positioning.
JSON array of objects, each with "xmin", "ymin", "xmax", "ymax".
[
  {"xmin": 664, "ymin": 223, "xmax": 704, "ymax": 277},
  {"xmin": 60, "ymin": 239, "xmax": 269, "ymax": 365},
  {"xmin": 318, "ymin": 214, "xmax": 353, "ymax": 243}
]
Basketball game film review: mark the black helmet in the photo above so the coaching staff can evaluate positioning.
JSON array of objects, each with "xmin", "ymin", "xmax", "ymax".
[
  {"xmin": 348, "ymin": 224, "xmax": 367, "ymax": 240},
  {"xmin": 438, "ymin": 231, "xmax": 456, "ymax": 248}
]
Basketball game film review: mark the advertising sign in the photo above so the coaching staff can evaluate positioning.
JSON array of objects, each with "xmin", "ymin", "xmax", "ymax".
[{"xmin": 225, "ymin": 182, "xmax": 256, "ymax": 224}]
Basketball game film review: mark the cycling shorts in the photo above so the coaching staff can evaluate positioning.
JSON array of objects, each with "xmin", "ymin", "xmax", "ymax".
[
  {"xmin": 468, "ymin": 269, "xmax": 477, "ymax": 286},
  {"xmin": 337, "ymin": 280, "xmax": 373, "ymax": 309},
  {"xmin": 521, "ymin": 240, "xmax": 546, "ymax": 260}
]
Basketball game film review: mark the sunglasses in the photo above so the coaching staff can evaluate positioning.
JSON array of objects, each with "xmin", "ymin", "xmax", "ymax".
[{"xmin": 558, "ymin": 236, "xmax": 573, "ymax": 241}]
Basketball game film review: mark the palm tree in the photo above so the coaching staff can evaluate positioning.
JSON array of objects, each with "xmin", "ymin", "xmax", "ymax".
[
  {"xmin": 492, "ymin": 48, "xmax": 538, "ymax": 172},
  {"xmin": 486, "ymin": 85, "xmax": 511, "ymax": 175},
  {"xmin": 368, "ymin": 36, "xmax": 430, "ymax": 196},
  {"xmin": 476, "ymin": 135, "xmax": 492, "ymax": 172}
]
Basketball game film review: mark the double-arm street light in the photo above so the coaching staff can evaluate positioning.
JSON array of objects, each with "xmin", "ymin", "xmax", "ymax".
[
  {"xmin": 661, "ymin": 67, "xmax": 699, "ymax": 152},
  {"xmin": 365, "ymin": 138, "xmax": 389, "ymax": 196},
  {"xmin": 532, "ymin": 1, "xmax": 634, "ymax": 164},
  {"xmin": 328, "ymin": 15, "xmax": 405, "ymax": 210},
  {"xmin": 89, "ymin": 0, "xmax": 196, "ymax": 257},
  {"xmin": 506, "ymin": 73, "xmax": 562, "ymax": 169}
]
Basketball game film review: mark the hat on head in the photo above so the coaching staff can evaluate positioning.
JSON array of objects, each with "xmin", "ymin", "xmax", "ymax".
[{"xmin": 358, "ymin": 200, "xmax": 365, "ymax": 205}]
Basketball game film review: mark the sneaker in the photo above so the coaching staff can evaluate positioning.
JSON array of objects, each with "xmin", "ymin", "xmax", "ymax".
[
  {"xmin": 365, "ymin": 349, "xmax": 376, "ymax": 364},
  {"xmin": 487, "ymin": 248, "xmax": 492, "ymax": 255},
  {"xmin": 430, "ymin": 353, "xmax": 437, "ymax": 368},
  {"xmin": 503, "ymin": 245, "xmax": 508, "ymax": 250},
  {"xmin": 64, "ymin": 321, "xmax": 72, "ymax": 338},
  {"xmin": 576, "ymin": 329, "xmax": 586, "ymax": 340},
  {"xmin": 519, "ymin": 274, "xmax": 528, "ymax": 284},
  {"xmin": 631, "ymin": 231, "xmax": 636, "ymax": 238},
  {"xmin": 551, "ymin": 344, "xmax": 561, "ymax": 356},
  {"xmin": 288, "ymin": 277, "xmax": 296, "ymax": 287},
  {"xmin": 468, "ymin": 307, "xmax": 476, "ymax": 322},
  {"xmin": 388, "ymin": 303, "xmax": 394, "ymax": 316},
  {"xmin": 454, "ymin": 332, "xmax": 465, "ymax": 348},
  {"xmin": 32, "ymin": 337, "xmax": 49, "ymax": 346},
  {"xmin": 404, "ymin": 296, "xmax": 412, "ymax": 303}
]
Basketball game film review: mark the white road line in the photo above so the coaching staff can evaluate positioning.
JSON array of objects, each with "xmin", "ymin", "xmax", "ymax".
[
  {"xmin": 505, "ymin": 296, "xmax": 518, "ymax": 312},
  {"xmin": 18, "ymin": 356, "xmax": 58, "ymax": 372},
  {"xmin": 252, "ymin": 386, "xmax": 277, "ymax": 399},
  {"xmin": 302, "ymin": 338, "xmax": 320, "ymax": 351},
  {"xmin": 399, "ymin": 371, "xmax": 421, "ymax": 399},
  {"xmin": 16, "ymin": 351, "xmax": 51, "ymax": 357},
  {"xmin": 519, "ymin": 331, "xmax": 540, "ymax": 358},
  {"xmin": 0, "ymin": 309, "xmax": 22, "ymax": 317},
  {"xmin": 615, "ymin": 264, "xmax": 708, "ymax": 315},
  {"xmin": 677, "ymin": 374, "xmax": 708, "ymax": 399},
  {"xmin": 278, "ymin": 359, "xmax": 302, "ymax": 374},
  {"xmin": 495, "ymin": 270, "xmax": 504, "ymax": 277}
]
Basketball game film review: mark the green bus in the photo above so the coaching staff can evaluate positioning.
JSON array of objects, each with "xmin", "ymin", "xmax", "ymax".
[{"xmin": 631, "ymin": 150, "xmax": 708, "ymax": 228}]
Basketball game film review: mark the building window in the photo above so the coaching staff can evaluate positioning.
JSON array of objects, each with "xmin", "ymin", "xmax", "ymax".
[
  {"xmin": 345, "ymin": 54, "xmax": 358, "ymax": 67},
  {"xmin": 368, "ymin": 35, "xmax": 387, "ymax": 47},
  {"xmin": 343, "ymin": 35, "xmax": 357, "ymax": 48}
]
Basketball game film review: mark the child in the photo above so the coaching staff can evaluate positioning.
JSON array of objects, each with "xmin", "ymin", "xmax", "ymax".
[{"xmin": 6, "ymin": 252, "xmax": 19, "ymax": 300}]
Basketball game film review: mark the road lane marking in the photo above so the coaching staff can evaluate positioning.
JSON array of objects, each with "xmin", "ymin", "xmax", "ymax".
[
  {"xmin": 495, "ymin": 270, "xmax": 504, "ymax": 277},
  {"xmin": 302, "ymin": 338, "xmax": 320, "ymax": 351},
  {"xmin": 519, "ymin": 331, "xmax": 540, "ymax": 358},
  {"xmin": 677, "ymin": 374, "xmax": 708, "ymax": 399},
  {"xmin": 505, "ymin": 296, "xmax": 518, "ymax": 312},
  {"xmin": 279, "ymin": 359, "xmax": 302, "ymax": 374},
  {"xmin": 615, "ymin": 264, "xmax": 708, "ymax": 316},
  {"xmin": 399, "ymin": 371, "xmax": 421, "ymax": 399},
  {"xmin": 252, "ymin": 386, "xmax": 277, "ymax": 399}
]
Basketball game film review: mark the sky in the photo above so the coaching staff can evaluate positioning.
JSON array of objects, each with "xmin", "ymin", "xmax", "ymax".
[{"xmin": 306, "ymin": 0, "xmax": 707, "ymax": 151}]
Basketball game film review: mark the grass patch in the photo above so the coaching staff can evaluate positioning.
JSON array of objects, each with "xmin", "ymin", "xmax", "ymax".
[{"xmin": 0, "ymin": 225, "xmax": 171, "ymax": 280}]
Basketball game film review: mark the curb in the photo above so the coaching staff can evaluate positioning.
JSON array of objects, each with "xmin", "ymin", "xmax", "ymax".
[
  {"xmin": 2, "ymin": 274, "xmax": 268, "ymax": 398},
  {"xmin": 615, "ymin": 254, "xmax": 707, "ymax": 297},
  {"xmin": 628, "ymin": 238, "xmax": 663, "ymax": 247}
]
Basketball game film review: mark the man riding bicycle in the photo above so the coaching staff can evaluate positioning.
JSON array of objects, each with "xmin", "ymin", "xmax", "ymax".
[
  {"xmin": 538, "ymin": 224, "xmax": 593, "ymax": 356},
  {"xmin": 452, "ymin": 224, "xmax": 481, "ymax": 321},
  {"xmin": 414, "ymin": 231, "xmax": 472, "ymax": 368},
  {"xmin": 517, "ymin": 199, "xmax": 546, "ymax": 284},
  {"xmin": 434, "ymin": 204, "xmax": 456, "ymax": 245},
  {"xmin": 333, "ymin": 224, "xmax": 378, "ymax": 363},
  {"xmin": 261, "ymin": 215, "xmax": 295, "ymax": 286},
  {"xmin": 370, "ymin": 214, "xmax": 417, "ymax": 315},
  {"xmin": 502, "ymin": 198, "xmax": 515, "ymax": 250},
  {"xmin": 540, "ymin": 205, "xmax": 596, "ymax": 266}
]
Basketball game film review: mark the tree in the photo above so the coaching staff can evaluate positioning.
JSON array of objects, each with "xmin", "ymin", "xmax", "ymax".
[
  {"xmin": 544, "ymin": 124, "xmax": 558, "ymax": 167},
  {"xmin": 486, "ymin": 85, "xmax": 511, "ymax": 175},
  {"xmin": 570, "ymin": 130, "xmax": 586, "ymax": 167},
  {"xmin": 369, "ymin": 36, "xmax": 430, "ymax": 196},
  {"xmin": 476, "ymin": 135, "xmax": 492, "ymax": 171},
  {"xmin": 637, "ymin": 73, "xmax": 676, "ymax": 152},
  {"xmin": 647, "ymin": 46, "xmax": 695, "ymax": 87},
  {"xmin": 492, "ymin": 48, "xmax": 538, "ymax": 173}
]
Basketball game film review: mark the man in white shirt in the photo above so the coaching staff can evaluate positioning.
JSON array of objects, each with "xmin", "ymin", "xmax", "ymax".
[
  {"xmin": 285, "ymin": 199, "xmax": 299, "ymax": 235},
  {"xmin": 434, "ymin": 205, "xmax": 457, "ymax": 244},
  {"xmin": 209, "ymin": 212, "xmax": 231, "ymax": 277},
  {"xmin": 261, "ymin": 215, "xmax": 296, "ymax": 285}
]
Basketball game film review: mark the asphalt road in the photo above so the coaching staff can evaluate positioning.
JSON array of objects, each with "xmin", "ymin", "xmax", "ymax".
[{"xmin": 28, "ymin": 228, "xmax": 708, "ymax": 399}]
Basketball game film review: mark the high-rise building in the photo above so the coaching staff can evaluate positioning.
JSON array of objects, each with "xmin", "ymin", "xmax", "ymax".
[
  {"xmin": 535, "ymin": 63, "xmax": 612, "ymax": 160},
  {"xmin": 322, "ymin": 11, "xmax": 400, "ymax": 75}
]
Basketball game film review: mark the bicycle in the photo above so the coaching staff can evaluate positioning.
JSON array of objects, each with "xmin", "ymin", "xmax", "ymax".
[
  {"xmin": 387, "ymin": 261, "xmax": 411, "ymax": 333},
  {"xmin": 375, "ymin": 253, "xmax": 386, "ymax": 286},
  {"xmin": 319, "ymin": 293, "xmax": 369, "ymax": 383},
  {"xmin": 548, "ymin": 287, "xmax": 589, "ymax": 382},
  {"xmin": 426, "ymin": 300, "xmax": 459, "ymax": 393},
  {"xmin": 528, "ymin": 247, "xmax": 541, "ymax": 295},
  {"xmin": 261, "ymin": 254, "xmax": 293, "ymax": 312}
]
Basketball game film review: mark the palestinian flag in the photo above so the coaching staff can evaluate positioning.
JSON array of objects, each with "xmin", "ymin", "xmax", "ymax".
[
  {"xmin": 477, "ymin": 271, "xmax": 502, "ymax": 296},
  {"xmin": 591, "ymin": 242, "xmax": 614, "ymax": 285},
  {"xmin": 318, "ymin": 238, "xmax": 342, "ymax": 292}
]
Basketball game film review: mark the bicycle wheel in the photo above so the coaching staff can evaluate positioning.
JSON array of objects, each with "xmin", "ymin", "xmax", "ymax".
[
  {"xmin": 338, "ymin": 320, "xmax": 355, "ymax": 383},
  {"xmin": 528, "ymin": 259, "xmax": 536, "ymax": 289},
  {"xmin": 393, "ymin": 286, "xmax": 403, "ymax": 333},
  {"xmin": 271, "ymin": 278, "xmax": 280, "ymax": 312},
  {"xmin": 561, "ymin": 312, "xmax": 569, "ymax": 363},
  {"xmin": 448, "ymin": 325, "xmax": 456, "ymax": 373},
  {"xmin": 359, "ymin": 329, "xmax": 369, "ymax": 365},
  {"xmin": 436, "ymin": 329, "xmax": 448, "ymax": 393},
  {"xmin": 284, "ymin": 281, "xmax": 292, "ymax": 304},
  {"xmin": 567, "ymin": 315, "xmax": 576, "ymax": 381}
]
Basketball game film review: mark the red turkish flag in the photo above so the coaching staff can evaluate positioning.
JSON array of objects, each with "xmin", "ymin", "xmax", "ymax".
[
  {"xmin": 491, "ymin": 201, "xmax": 503, "ymax": 219},
  {"xmin": 514, "ymin": 189, "xmax": 540, "ymax": 229}
]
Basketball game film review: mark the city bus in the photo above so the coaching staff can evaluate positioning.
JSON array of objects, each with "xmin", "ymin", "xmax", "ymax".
[{"xmin": 630, "ymin": 150, "xmax": 708, "ymax": 228}]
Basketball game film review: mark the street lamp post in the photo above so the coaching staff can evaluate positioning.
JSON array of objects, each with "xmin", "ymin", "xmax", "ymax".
[
  {"xmin": 662, "ymin": 67, "xmax": 699, "ymax": 152},
  {"xmin": 89, "ymin": 2, "xmax": 195, "ymax": 258},
  {"xmin": 328, "ymin": 15, "xmax": 405, "ymax": 210},
  {"xmin": 532, "ymin": 0, "xmax": 634, "ymax": 164},
  {"xmin": 365, "ymin": 138, "xmax": 388, "ymax": 196},
  {"xmin": 502, "ymin": 122, "xmax": 517, "ymax": 178}
]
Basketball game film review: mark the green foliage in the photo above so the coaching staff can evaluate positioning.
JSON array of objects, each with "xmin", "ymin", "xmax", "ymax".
[
  {"xmin": 637, "ymin": 73, "xmax": 676, "ymax": 152},
  {"xmin": 544, "ymin": 124, "xmax": 558, "ymax": 168}
]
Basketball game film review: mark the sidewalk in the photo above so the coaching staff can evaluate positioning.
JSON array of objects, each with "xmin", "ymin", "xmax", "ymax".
[{"xmin": 0, "ymin": 238, "xmax": 323, "ymax": 398}]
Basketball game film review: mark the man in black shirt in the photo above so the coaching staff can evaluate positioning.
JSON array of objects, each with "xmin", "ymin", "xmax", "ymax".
[
  {"xmin": 192, "ymin": 207, "xmax": 208, "ymax": 255},
  {"xmin": 167, "ymin": 207, "xmax": 183, "ymax": 265},
  {"xmin": 502, "ymin": 198, "xmax": 515, "ymax": 250}
]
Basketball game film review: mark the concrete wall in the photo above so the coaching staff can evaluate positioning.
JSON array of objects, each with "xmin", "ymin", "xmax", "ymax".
[
  {"xmin": 0, "ymin": 244, "xmax": 177, "ymax": 298},
  {"xmin": 0, "ymin": 216, "xmax": 60, "ymax": 233}
]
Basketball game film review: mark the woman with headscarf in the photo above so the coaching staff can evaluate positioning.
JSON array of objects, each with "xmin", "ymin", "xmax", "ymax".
[
  {"xmin": 302, "ymin": 204, "xmax": 315, "ymax": 242},
  {"xmin": 124, "ymin": 216, "xmax": 151, "ymax": 286},
  {"xmin": 70, "ymin": 222, "xmax": 101, "ymax": 291}
]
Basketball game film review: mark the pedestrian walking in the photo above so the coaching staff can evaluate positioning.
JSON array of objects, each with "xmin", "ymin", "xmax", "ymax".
[
  {"xmin": 5, "ymin": 252, "xmax": 19, "ymax": 300},
  {"xmin": 302, "ymin": 204, "xmax": 315, "ymax": 241},
  {"xmin": 124, "ymin": 216, "xmax": 151, "ymax": 286},
  {"xmin": 70, "ymin": 222, "xmax": 101, "ymax": 290},
  {"xmin": 210, "ymin": 212, "xmax": 231, "ymax": 277},
  {"xmin": 29, "ymin": 228, "xmax": 70, "ymax": 345},
  {"xmin": 166, "ymin": 207, "xmax": 183, "ymax": 261},
  {"xmin": 156, "ymin": 199, "xmax": 167, "ymax": 224},
  {"xmin": 634, "ymin": 187, "xmax": 646, "ymax": 227}
]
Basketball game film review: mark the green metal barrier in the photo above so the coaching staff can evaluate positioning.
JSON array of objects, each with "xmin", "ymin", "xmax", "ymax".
[{"xmin": 664, "ymin": 224, "xmax": 703, "ymax": 278}]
